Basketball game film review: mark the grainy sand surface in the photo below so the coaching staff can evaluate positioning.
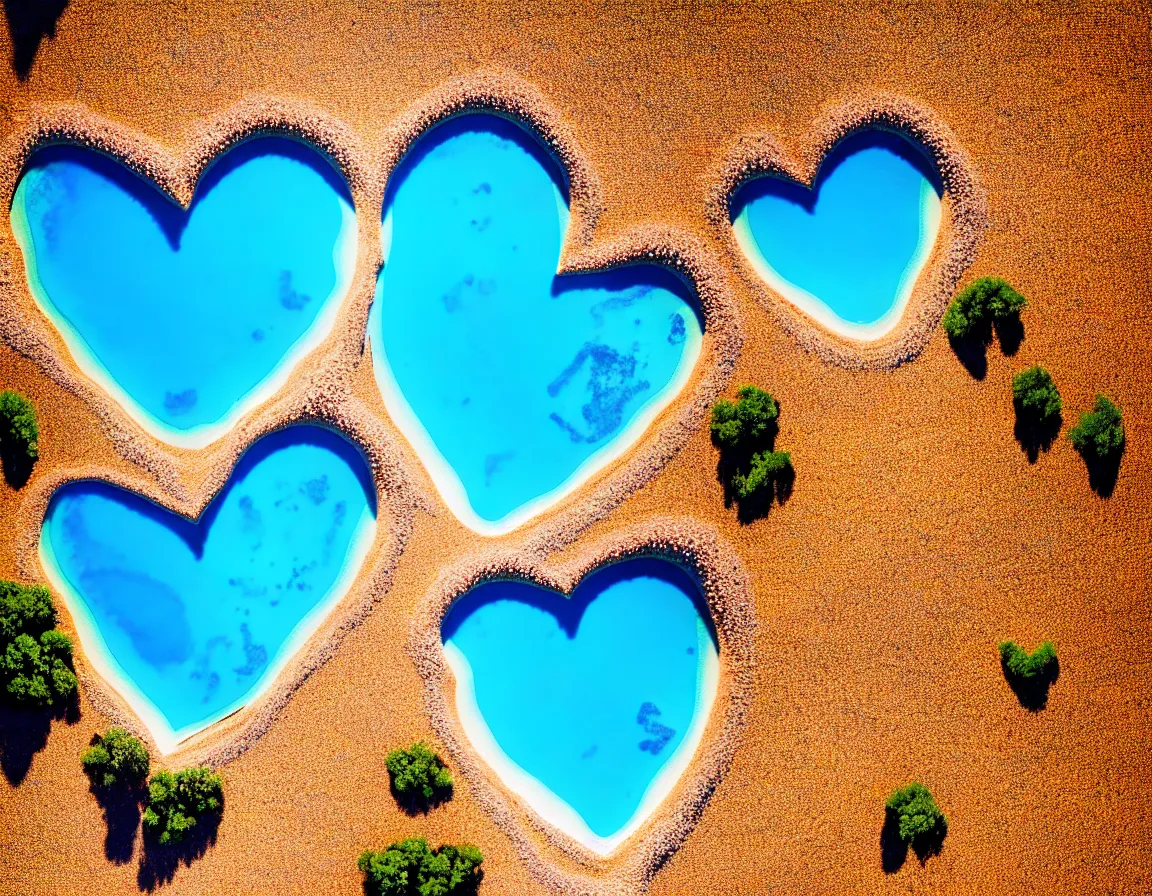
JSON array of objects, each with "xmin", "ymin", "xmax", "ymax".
[{"xmin": 1, "ymin": 2, "xmax": 1150, "ymax": 895}]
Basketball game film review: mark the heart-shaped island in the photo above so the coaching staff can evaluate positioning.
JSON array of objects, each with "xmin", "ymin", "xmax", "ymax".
[
  {"xmin": 38, "ymin": 425, "xmax": 377, "ymax": 753},
  {"xmin": 370, "ymin": 114, "xmax": 704, "ymax": 534}
]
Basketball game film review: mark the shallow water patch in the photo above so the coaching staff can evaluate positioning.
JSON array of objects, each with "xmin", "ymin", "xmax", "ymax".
[
  {"xmin": 10, "ymin": 138, "xmax": 357, "ymax": 446},
  {"xmin": 731, "ymin": 129, "xmax": 943, "ymax": 339},
  {"xmin": 371, "ymin": 114, "xmax": 703, "ymax": 533},
  {"xmin": 39, "ymin": 425, "xmax": 376, "ymax": 753},
  {"xmin": 441, "ymin": 557, "xmax": 718, "ymax": 854}
]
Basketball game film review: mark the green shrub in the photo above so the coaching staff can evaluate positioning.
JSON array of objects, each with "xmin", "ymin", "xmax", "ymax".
[
  {"xmin": 142, "ymin": 766, "xmax": 224, "ymax": 844},
  {"xmin": 731, "ymin": 450, "xmax": 792, "ymax": 501},
  {"xmin": 1011, "ymin": 366, "xmax": 1062, "ymax": 427},
  {"xmin": 1068, "ymin": 395, "xmax": 1124, "ymax": 460},
  {"xmin": 998, "ymin": 641, "xmax": 1057, "ymax": 680},
  {"xmin": 0, "ymin": 390, "xmax": 39, "ymax": 461},
  {"xmin": 710, "ymin": 385, "xmax": 778, "ymax": 453},
  {"xmin": 885, "ymin": 783, "xmax": 947, "ymax": 846},
  {"xmin": 0, "ymin": 579, "xmax": 76, "ymax": 708},
  {"xmin": 386, "ymin": 741, "xmax": 453, "ymax": 806},
  {"xmin": 942, "ymin": 277, "xmax": 1027, "ymax": 340},
  {"xmin": 358, "ymin": 838, "xmax": 483, "ymax": 896},
  {"xmin": 82, "ymin": 727, "xmax": 151, "ymax": 789}
]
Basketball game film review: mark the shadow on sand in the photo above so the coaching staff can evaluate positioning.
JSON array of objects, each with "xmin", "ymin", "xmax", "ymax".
[
  {"xmin": 948, "ymin": 314, "xmax": 1025, "ymax": 380},
  {"xmin": 1002, "ymin": 654, "xmax": 1061, "ymax": 711},
  {"xmin": 3, "ymin": 0, "xmax": 69, "ymax": 80},
  {"xmin": 137, "ymin": 810, "xmax": 223, "ymax": 891},
  {"xmin": 880, "ymin": 810, "xmax": 947, "ymax": 873},
  {"xmin": 0, "ymin": 693, "xmax": 79, "ymax": 786}
]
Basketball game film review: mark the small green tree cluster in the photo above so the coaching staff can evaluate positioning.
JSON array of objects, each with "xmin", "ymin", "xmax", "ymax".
[
  {"xmin": 387, "ymin": 742, "xmax": 453, "ymax": 807},
  {"xmin": 0, "ymin": 579, "xmax": 76, "ymax": 708},
  {"xmin": 82, "ymin": 727, "xmax": 151, "ymax": 790},
  {"xmin": 1068, "ymin": 395, "xmax": 1124, "ymax": 461},
  {"xmin": 1011, "ymin": 366, "xmax": 1062, "ymax": 428},
  {"xmin": 942, "ymin": 277, "xmax": 1027, "ymax": 340},
  {"xmin": 998, "ymin": 641, "xmax": 1057, "ymax": 681},
  {"xmin": 711, "ymin": 385, "xmax": 793, "ymax": 513},
  {"xmin": 142, "ymin": 766, "xmax": 224, "ymax": 844},
  {"xmin": 358, "ymin": 838, "xmax": 483, "ymax": 896},
  {"xmin": 0, "ymin": 390, "xmax": 39, "ymax": 461},
  {"xmin": 885, "ymin": 783, "xmax": 947, "ymax": 847}
]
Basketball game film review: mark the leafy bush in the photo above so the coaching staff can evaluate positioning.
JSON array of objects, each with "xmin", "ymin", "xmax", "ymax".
[
  {"xmin": 1011, "ymin": 366, "xmax": 1062, "ymax": 427},
  {"xmin": 82, "ymin": 727, "xmax": 151, "ymax": 789},
  {"xmin": 0, "ymin": 390, "xmax": 39, "ymax": 460},
  {"xmin": 1068, "ymin": 395, "xmax": 1124, "ymax": 460},
  {"xmin": 358, "ymin": 838, "xmax": 483, "ymax": 896},
  {"xmin": 731, "ymin": 450, "xmax": 793, "ymax": 501},
  {"xmin": 885, "ymin": 783, "xmax": 947, "ymax": 846},
  {"xmin": 387, "ymin": 742, "xmax": 453, "ymax": 807},
  {"xmin": 0, "ymin": 579, "xmax": 76, "ymax": 708},
  {"xmin": 999, "ymin": 641, "xmax": 1057, "ymax": 681},
  {"xmin": 710, "ymin": 385, "xmax": 778, "ymax": 453},
  {"xmin": 942, "ymin": 277, "xmax": 1027, "ymax": 340},
  {"xmin": 142, "ymin": 766, "xmax": 224, "ymax": 844}
]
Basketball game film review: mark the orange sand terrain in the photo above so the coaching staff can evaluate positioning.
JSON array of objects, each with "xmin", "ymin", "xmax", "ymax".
[{"xmin": 1, "ymin": 2, "xmax": 1150, "ymax": 894}]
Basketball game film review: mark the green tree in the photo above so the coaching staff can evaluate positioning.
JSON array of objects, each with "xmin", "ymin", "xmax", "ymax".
[
  {"xmin": 0, "ymin": 390, "xmax": 39, "ymax": 460},
  {"xmin": 387, "ymin": 742, "xmax": 453, "ymax": 808},
  {"xmin": 710, "ymin": 385, "xmax": 778, "ymax": 453},
  {"xmin": 358, "ymin": 838, "xmax": 483, "ymax": 896},
  {"xmin": 731, "ymin": 450, "xmax": 793, "ymax": 501},
  {"xmin": 1068, "ymin": 395, "xmax": 1124, "ymax": 460},
  {"xmin": 82, "ymin": 727, "xmax": 151, "ymax": 789},
  {"xmin": 885, "ymin": 783, "xmax": 947, "ymax": 848},
  {"xmin": 942, "ymin": 277, "xmax": 1027, "ymax": 340},
  {"xmin": 998, "ymin": 641, "xmax": 1057, "ymax": 681},
  {"xmin": 142, "ymin": 766, "xmax": 224, "ymax": 844},
  {"xmin": 1012, "ymin": 366, "xmax": 1062, "ymax": 428},
  {"xmin": 0, "ymin": 580, "xmax": 76, "ymax": 708}
]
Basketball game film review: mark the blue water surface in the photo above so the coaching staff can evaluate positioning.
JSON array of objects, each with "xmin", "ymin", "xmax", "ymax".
[
  {"xmin": 442, "ymin": 558, "xmax": 717, "ymax": 840},
  {"xmin": 732, "ymin": 130, "xmax": 943, "ymax": 327},
  {"xmin": 11, "ymin": 138, "xmax": 356, "ymax": 441},
  {"xmin": 373, "ymin": 114, "xmax": 703, "ymax": 528},
  {"xmin": 40, "ymin": 425, "xmax": 376, "ymax": 742}
]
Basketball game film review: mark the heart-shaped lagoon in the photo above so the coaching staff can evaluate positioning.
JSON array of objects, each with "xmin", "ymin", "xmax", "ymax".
[
  {"xmin": 11, "ymin": 138, "xmax": 357, "ymax": 447},
  {"xmin": 441, "ymin": 558, "xmax": 719, "ymax": 854},
  {"xmin": 39, "ymin": 425, "xmax": 376, "ymax": 752},
  {"xmin": 370, "ymin": 114, "xmax": 703, "ymax": 534},
  {"xmin": 732, "ymin": 129, "xmax": 943, "ymax": 339}
]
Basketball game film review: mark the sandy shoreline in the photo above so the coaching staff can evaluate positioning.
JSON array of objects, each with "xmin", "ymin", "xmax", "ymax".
[{"xmin": 1, "ymin": 3, "xmax": 1150, "ymax": 895}]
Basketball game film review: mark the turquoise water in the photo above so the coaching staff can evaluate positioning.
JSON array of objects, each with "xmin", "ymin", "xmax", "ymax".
[
  {"xmin": 11, "ymin": 138, "xmax": 356, "ymax": 444},
  {"xmin": 372, "ymin": 114, "xmax": 703, "ymax": 530},
  {"xmin": 732, "ymin": 130, "xmax": 943, "ymax": 330},
  {"xmin": 442, "ymin": 558, "xmax": 718, "ymax": 842},
  {"xmin": 39, "ymin": 425, "xmax": 376, "ymax": 748}
]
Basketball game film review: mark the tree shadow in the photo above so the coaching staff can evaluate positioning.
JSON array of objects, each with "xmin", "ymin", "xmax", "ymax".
[
  {"xmin": 0, "ymin": 692, "xmax": 79, "ymax": 786},
  {"xmin": 948, "ymin": 331, "xmax": 990, "ymax": 380},
  {"xmin": 713, "ymin": 421, "xmax": 792, "ymax": 525},
  {"xmin": 948, "ymin": 313, "xmax": 1025, "ymax": 379},
  {"xmin": 390, "ymin": 778, "xmax": 453, "ymax": 817},
  {"xmin": 993, "ymin": 314, "xmax": 1025, "ymax": 356},
  {"xmin": 1079, "ymin": 445, "xmax": 1124, "ymax": 498},
  {"xmin": 1013, "ymin": 409, "xmax": 1062, "ymax": 463},
  {"xmin": 137, "ymin": 812, "xmax": 222, "ymax": 891},
  {"xmin": 1002, "ymin": 654, "xmax": 1060, "ymax": 711},
  {"xmin": 1, "ymin": 440, "xmax": 36, "ymax": 489},
  {"xmin": 880, "ymin": 809, "xmax": 947, "ymax": 872},
  {"xmin": 3, "ymin": 0, "xmax": 69, "ymax": 80},
  {"xmin": 91, "ymin": 784, "xmax": 144, "ymax": 864},
  {"xmin": 879, "ymin": 812, "xmax": 908, "ymax": 873}
]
